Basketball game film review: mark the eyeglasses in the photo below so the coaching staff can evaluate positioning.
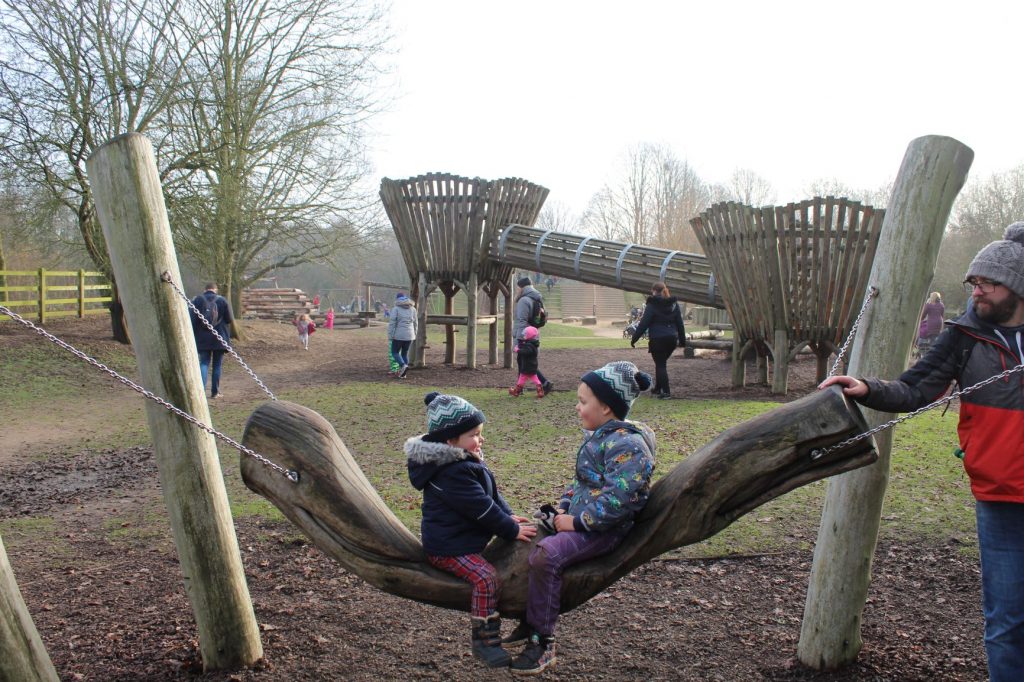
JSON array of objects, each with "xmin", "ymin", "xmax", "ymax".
[{"xmin": 963, "ymin": 278, "xmax": 1001, "ymax": 294}]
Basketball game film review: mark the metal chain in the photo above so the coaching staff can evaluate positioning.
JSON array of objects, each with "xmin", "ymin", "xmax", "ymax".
[
  {"xmin": 0, "ymin": 303, "xmax": 298, "ymax": 483},
  {"xmin": 161, "ymin": 272, "xmax": 276, "ymax": 401},
  {"xmin": 811, "ymin": 360, "xmax": 1024, "ymax": 460},
  {"xmin": 828, "ymin": 286, "xmax": 879, "ymax": 378}
]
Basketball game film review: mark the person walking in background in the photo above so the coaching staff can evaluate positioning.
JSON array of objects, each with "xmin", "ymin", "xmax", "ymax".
[
  {"xmin": 509, "ymin": 326, "xmax": 544, "ymax": 398},
  {"xmin": 191, "ymin": 282, "xmax": 233, "ymax": 400},
  {"xmin": 821, "ymin": 222, "xmax": 1024, "ymax": 682},
  {"xmin": 388, "ymin": 292, "xmax": 417, "ymax": 378},
  {"xmin": 917, "ymin": 291, "xmax": 945, "ymax": 353},
  {"xmin": 630, "ymin": 281, "xmax": 686, "ymax": 399},
  {"xmin": 294, "ymin": 312, "xmax": 314, "ymax": 350},
  {"xmin": 325, "ymin": 307, "xmax": 335, "ymax": 330},
  {"xmin": 513, "ymin": 276, "xmax": 552, "ymax": 394}
]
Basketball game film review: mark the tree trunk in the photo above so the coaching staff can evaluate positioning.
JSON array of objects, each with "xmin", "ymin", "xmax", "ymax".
[
  {"xmin": 241, "ymin": 386, "xmax": 877, "ymax": 616},
  {"xmin": 798, "ymin": 136, "xmax": 974, "ymax": 670},
  {"xmin": 0, "ymin": 533, "xmax": 59, "ymax": 682},
  {"xmin": 87, "ymin": 132, "xmax": 263, "ymax": 671}
]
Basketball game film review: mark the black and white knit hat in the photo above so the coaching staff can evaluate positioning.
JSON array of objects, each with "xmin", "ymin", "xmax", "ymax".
[
  {"xmin": 580, "ymin": 361, "xmax": 652, "ymax": 420},
  {"xmin": 966, "ymin": 222, "xmax": 1024, "ymax": 298},
  {"xmin": 423, "ymin": 392, "xmax": 485, "ymax": 443}
]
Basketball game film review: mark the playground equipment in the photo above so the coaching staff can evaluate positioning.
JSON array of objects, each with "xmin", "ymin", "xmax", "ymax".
[
  {"xmin": 240, "ymin": 389, "xmax": 876, "ymax": 616},
  {"xmin": 691, "ymin": 198, "xmax": 885, "ymax": 394},
  {"xmin": 380, "ymin": 174, "xmax": 548, "ymax": 369}
]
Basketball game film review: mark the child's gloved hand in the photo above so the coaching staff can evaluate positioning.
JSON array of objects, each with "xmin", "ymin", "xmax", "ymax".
[{"xmin": 533, "ymin": 504, "xmax": 559, "ymax": 533}]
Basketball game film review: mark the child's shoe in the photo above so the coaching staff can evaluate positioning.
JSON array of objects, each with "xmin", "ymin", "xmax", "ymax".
[
  {"xmin": 470, "ymin": 613, "xmax": 511, "ymax": 668},
  {"xmin": 542, "ymin": 380, "xmax": 554, "ymax": 395},
  {"xmin": 510, "ymin": 632, "xmax": 556, "ymax": 675},
  {"xmin": 535, "ymin": 384, "xmax": 545, "ymax": 399},
  {"xmin": 501, "ymin": 620, "xmax": 532, "ymax": 645},
  {"xmin": 508, "ymin": 385, "xmax": 523, "ymax": 397}
]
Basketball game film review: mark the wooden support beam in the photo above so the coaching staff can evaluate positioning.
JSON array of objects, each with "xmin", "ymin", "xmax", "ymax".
[
  {"xmin": 798, "ymin": 135, "xmax": 974, "ymax": 669},
  {"xmin": 87, "ymin": 133, "xmax": 263, "ymax": 670},
  {"xmin": 466, "ymin": 272, "xmax": 478, "ymax": 369},
  {"xmin": 0, "ymin": 533, "xmax": 58, "ymax": 682}
]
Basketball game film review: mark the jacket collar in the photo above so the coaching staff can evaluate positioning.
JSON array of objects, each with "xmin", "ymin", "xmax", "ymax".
[{"xmin": 404, "ymin": 436, "xmax": 474, "ymax": 465}]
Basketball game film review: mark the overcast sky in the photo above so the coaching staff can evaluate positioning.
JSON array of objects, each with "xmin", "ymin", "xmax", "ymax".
[{"xmin": 369, "ymin": 0, "xmax": 1022, "ymax": 216}]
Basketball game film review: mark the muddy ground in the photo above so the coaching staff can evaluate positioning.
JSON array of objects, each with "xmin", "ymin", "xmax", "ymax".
[{"xmin": 0, "ymin": 316, "xmax": 987, "ymax": 680}]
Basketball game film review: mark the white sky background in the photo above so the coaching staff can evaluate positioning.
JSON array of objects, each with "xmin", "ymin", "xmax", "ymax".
[{"xmin": 369, "ymin": 0, "xmax": 1023, "ymax": 217}]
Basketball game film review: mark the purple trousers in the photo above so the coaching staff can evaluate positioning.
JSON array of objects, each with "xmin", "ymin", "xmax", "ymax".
[{"xmin": 526, "ymin": 528, "xmax": 625, "ymax": 635}]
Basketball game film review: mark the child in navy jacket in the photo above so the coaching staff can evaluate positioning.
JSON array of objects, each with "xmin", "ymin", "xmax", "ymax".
[{"xmin": 406, "ymin": 392, "xmax": 536, "ymax": 668}]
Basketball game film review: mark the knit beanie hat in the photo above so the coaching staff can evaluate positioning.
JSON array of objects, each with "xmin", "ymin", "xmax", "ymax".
[
  {"xmin": 422, "ymin": 392, "xmax": 486, "ymax": 443},
  {"xmin": 524, "ymin": 326, "xmax": 539, "ymax": 340},
  {"xmin": 517, "ymin": 276, "xmax": 532, "ymax": 288},
  {"xmin": 580, "ymin": 361, "xmax": 652, "ymax": 420},
  {"xmin": 966, "ymin": 222, "xmax": 1024, "ymax": 298}
]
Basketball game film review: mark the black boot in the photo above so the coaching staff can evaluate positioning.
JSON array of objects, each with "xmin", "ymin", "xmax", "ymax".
[
  {"xmin": 501, "ymin": 619, "xmax": 532, "ymax": 645},
  {"xmin": 510, "ymin": 631, "xmax": 556, "ymax": 675},
  {"xmin": 471, "ymin": 613, "xmax": 511, "ymax": 668}
]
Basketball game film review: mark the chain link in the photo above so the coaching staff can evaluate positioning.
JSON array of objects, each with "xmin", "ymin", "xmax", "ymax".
[
  {"xmin": 0, "ymin": 302, "xmax": 298, "ymax": 483},
  {"xmin": 161, "ymin": 272, "xmax": 276, "ymax": 401},
  {"xmin": 812, "ymin": 361, "xmax": 1024, "ymax": 460},
  {"xmin": 828, "ymin": 286, "xmax": 879, "ymax": 378}
]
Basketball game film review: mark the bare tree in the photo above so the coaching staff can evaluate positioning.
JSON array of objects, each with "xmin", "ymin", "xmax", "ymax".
[
  {"xmin": 534, "ymin": 199, "xmax": 579, "ymax": 233},
  {"xmin": 165, "ymin": 0, "xmax": 390, "ymax": 321},
  {"xmin": 0, "ymin": 0, "xmax": 190, "ymax": 340},
  {"xmin": 803, "ymin": 177, "xmax": 893, "ymax": 208},
  {"xmin": 714, "ymin": 167, "xmax": 777, "ymax": 206},
  {"xmin": 580, "ymin": 143, "xmax": 709, "ymax": 250},
  {"xmin": 933, "ymin": 164, "xmax": 1024, "ymax": 308}
]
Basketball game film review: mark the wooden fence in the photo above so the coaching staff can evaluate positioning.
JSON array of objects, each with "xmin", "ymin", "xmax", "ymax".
[{"xmin": 0, "ymin": 269, "xmax": 112, "ymax": 322}]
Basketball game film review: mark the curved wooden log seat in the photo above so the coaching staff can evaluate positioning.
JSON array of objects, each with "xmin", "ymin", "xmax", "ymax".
[{"xmin": 240, "ymin": 386, "xmax": 876, "ymax": 617}]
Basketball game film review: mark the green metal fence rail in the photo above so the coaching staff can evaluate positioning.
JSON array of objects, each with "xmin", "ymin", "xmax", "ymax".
[{"xmin": 0, "ymin": 269, "xmax": 112, "ymax": 322}]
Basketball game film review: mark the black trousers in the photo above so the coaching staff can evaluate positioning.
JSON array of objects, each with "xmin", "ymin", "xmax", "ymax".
[{"xmin": 648, "ymin": 336, "xmax": 677, "ymax": 395}]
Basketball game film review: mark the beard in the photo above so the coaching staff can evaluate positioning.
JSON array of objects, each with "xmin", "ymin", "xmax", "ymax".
[{"xmin": 975, "ymin": 290, "xmax": 1023, "ymax": 325}]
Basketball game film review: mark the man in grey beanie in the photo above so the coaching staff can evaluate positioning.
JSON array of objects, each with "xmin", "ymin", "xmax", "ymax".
[
  {"xmin": 513, "ymin": 276, "xmax": 552, "ymax": 394},
  {"xmin": 822, "ymin": 221, "xmax": 1024, "ymax": 682}
]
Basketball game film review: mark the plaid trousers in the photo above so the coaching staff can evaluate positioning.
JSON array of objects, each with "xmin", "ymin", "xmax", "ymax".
[{"xmin": 427, "ymin": 553, "xmax": 499, "ymax": 618}]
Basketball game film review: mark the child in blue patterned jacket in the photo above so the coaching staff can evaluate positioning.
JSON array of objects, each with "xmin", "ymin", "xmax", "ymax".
[{"xmin": 508, "ymin": 361, "xmax": 657, "ymax": 675}]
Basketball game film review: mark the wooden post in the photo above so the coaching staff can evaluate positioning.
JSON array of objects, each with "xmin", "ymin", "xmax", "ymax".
[
  {"xmin": 86, "ymin": 133, "xmax": 263, "ymax": 670},
  {"xmin": 771, "ymin": 329, "xmax": 789, "ymax": 394},
  {"xmin": 466, "ymin": 272, "xmax": 478, "ymax": 369},
  {"xmin": 731, "ymin": 336, "xmax": 747, "ymax": 387},
  {"xmin": 0, "ymin": 534, "xmax": 59, "ymax": 682},
  {"xmin": 798, "ymin": 135, "xmax": 973, "ymax": 670},
  {"xmin": 503, "ymin": 283, "xmax": 513, "ymax": 368},
  {"xmin": 443, "ymin": 287, "xmax": 455, "ymax": 365},
  {"xmin": 78, "ymin": 269, "xmax": 86, "ymax": 318},
  {"xmin": 36, "ymin": 268, "xmax": 45, "ymax": 324},
  {"xmin": 488, "ymin": 288, "xmax": 498, "ymax": 365},
  {"xmin": 414, "ymin": 273, "xmax": 428, "ymax": 367}
]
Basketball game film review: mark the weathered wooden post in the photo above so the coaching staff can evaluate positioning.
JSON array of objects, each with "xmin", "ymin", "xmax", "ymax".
[
  {"xmin": 87, "ymin": 133, "xmax": 263, "ymax": 670},
  {"xmin": 798, "ymin": 135, "xmax": 973, "ymax": 669},
  {"xmin": 466, "ymin": 272, "xmax": 479, "ymax": 369},
  {"xmin": 0, "ymin": 534, "xmax": 59, "ymax": 682}
]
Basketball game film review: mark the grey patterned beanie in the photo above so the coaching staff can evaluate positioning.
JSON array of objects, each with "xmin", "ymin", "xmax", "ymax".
[
  {"xmin": 423, "ymin": 392, "xmax": 485, "ymax": 443},
  {"xmin": 966, "ymin": 222, "xmax": 1024, "ymax": 297},
  {"xmin": 581, "ymin": 361, "xmax": 652, "ymax": 420}
]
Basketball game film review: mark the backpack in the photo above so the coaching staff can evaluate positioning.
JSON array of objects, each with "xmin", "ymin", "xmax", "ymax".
[
  {"xmin": 196, "ymin": 294, "xmax": 221, "ymax": 328},
  {"xmin": 308, "ymin": 321, "xmax": 316, "ymax": 334},
  {"xmin": 530, "ymin": 297, "xmax": 548, "ymax": 328}
]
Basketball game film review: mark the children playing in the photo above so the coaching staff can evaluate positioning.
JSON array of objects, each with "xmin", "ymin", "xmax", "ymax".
[
  {"xmin": 508, "ymin": 361, "xmax": 656, "ymax": 674},
  {"xmin": 509, "ymin": 326, "xmax": 543, "ymax": 398},
  {"xmin": 294, "ymin": 312, "xmax": 314, "ymax": 350},
  {"xmin": 406, "ymin": 392, "xmax": 537, "ymax": 668}
]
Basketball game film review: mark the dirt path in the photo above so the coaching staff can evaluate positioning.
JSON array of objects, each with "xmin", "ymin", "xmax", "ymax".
[{"xmin": 0, "ymin": 316, "xmax": 987, "ymax": 681}]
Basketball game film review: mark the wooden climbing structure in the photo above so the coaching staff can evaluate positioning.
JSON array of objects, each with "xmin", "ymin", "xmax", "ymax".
[
  {"xmin": 491, "ymin": 225, "xmax": 724, "ymax": 307},
  {"xmin": 380, "ymin": 173, "xmax": 548, "ymax": 368},
  {"xmin": 690, "ymin": 198, "xmax": 885, "ymax": 393}
]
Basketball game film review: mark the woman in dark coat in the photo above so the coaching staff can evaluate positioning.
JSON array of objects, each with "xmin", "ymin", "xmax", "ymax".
[{"xmin": 630, "ymin": 281, "xmax": 686, "ymax": 399}]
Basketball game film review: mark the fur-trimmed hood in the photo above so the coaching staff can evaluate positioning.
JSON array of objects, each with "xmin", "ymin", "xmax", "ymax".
[{"xmin": 405, "ymin": 436, "xmax": 475, "ymax": 490}]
